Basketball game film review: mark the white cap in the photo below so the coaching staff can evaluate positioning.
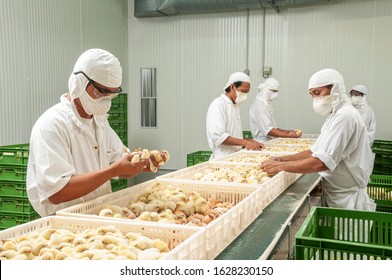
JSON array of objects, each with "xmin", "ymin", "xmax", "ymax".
[
  {"xmin": 68, "ymin": 48, "xmax": 122, "ymax": 100},
  {"xmin": 224, "ymin": 72, "xmax": 251, "ymax": 91},
  {"xmin": 351, "ymin": 85, "xmax": 368, "ymax": 95},
  {"xmin": 308, "ymin": 68, "xmax": 346, "ymax": 96},
  {"xmin": 257, "ymin": 77, "xmax": 279, "ymax": 93}
]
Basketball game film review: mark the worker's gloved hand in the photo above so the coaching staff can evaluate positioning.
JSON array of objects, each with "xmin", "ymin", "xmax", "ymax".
[
  {"xmin": 243, "ymin": 139, "xmax": 264, "ymax": 150},
  {"xmin": 261, "ymin": 159, "xmax": 283, "ymax": 176}
]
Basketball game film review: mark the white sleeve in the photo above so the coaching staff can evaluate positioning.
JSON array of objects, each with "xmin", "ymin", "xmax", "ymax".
[
  {"xmin": 310, "ymin": 114, "xmax": 357, "ymax": 172},
  {"xmin": 30, "ymin": 120, "xmax": 75, "ymax": 203},
  {"xmin": 206, "ymin": 99, "xmax": 230, "ymax": 150}
]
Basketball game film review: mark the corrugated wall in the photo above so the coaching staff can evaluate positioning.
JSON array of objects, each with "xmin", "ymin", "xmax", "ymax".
[
  {"xmin": 128, "ymin": 0, "xmax": 392, "ymax": 169},
  {"xmin": 0, "ymin": 0, "xmax": 128, "ymax": 146}
]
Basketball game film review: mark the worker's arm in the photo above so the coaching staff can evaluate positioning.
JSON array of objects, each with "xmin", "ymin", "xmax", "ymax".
[
  {"xmin": 223, "ymin": 136, "xmax": 264, "ymax": 150},
  {"xmin": 261, "ymin": 156, "xmax": 327, "ymax": 175},
  {"xmin": 49, "ymin": 154, "xmax": 154, "ymax": 204},
  {"xmin": 273, "ymin": 150, "xmax": 312, "ymax": 162},
  {"xmin": 268, "ymin": 128, "xmax": 302, "ymax": 138}
]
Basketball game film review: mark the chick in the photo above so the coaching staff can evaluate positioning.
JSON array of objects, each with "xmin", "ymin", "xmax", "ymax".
[
  {"xmin": 137, "ymin": 248, "xmax": 161, "ymax": 260},
  {"xmin": 39, "ymin": 251, "xmax": 55, "ymax": 260},
  {"xmin": 0, "ymin": 250, "xmax": 17, "ymax": 259},
  {"xmin": 3, "ymin": 240, "xmax": 17, "ymax": 251},
  {"xmin": 38, "ymin": 228, "xmax": 57, "ymax": 240},
  {"xmin": 130, "ymin": 236, "xmax": 154, "ymax": 250},
  {"xmin": 129, "ymin": 202, "xmax": 145, "ymax": 215},
  {"xmin": 164, "ymin": 200, "xmax": 177, "ymax": 212},
  {"xmin": 16, "ymin": 246, "xmax": 33, "ymax": 259},
  {"xmin": 153, "ymin": 239, "xmax": 170, "ymax": 253},
  {"xmin": 32, "ymin": 238, "xmax": 49, "ymax": 256},
  {"xmin": 150, "ymin": 212, "xmax": 160, "ymax": 222},
  {"xmin": 137, "ymin": 211, "xmax": 152, "ymax": 221},
  {"xmin": 140, "ymin": 149, "xmax": 150, "ymax": 160},
  {"xmin": 177, "ymin": 202, "xmax": 195, "ymax": 217},
  {"xmin": 98, "ymin": 208, "xmax": 114, "ymax": 217},
  {"xmin": 194, "ymin": 198, "xmax": 207, "ymax": 214},
  {"xmin": 131, "ymin": 153, "xmax": 140, "ymax": 164},
  {"xmin": 12, "ymin": 254, "xmax": 28, "ymax": 260}
]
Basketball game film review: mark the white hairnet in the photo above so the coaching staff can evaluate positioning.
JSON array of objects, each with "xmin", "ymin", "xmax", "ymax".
[
  {"xmin": 68, "ymin": 48, "xmax": 122, "ymax": 101},
  {"xmin": 257, "ymin": 77, "xmax": 279, "ymax": 93},
  {"xmin": 224, "ymin": 72, "xmax": 251, "ymax": 91},
  {"xmin": 351, "ymin": 85, "xmax": 368, "ymax": 95},
  {"xmin": 308, "ymin": 68, "xmax": 346, "ymax": 96}
]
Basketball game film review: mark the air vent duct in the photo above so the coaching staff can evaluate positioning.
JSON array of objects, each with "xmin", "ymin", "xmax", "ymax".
[{"xmin": 135, "ymin": 0, "xmax": 337, "ymax": 18}]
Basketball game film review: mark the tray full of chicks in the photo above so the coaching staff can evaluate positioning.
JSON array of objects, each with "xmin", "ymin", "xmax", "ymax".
[
  {"xmin": 0, "ymin": 216, "xmax": 207, "ymax": 260},
  {"xmin": 264, "ymin": 137, "xmax": 317, "ymax": 146},
  {"xmin": 56, "ymin": 179, "xmax": 263, "ymax": 259},
  {"xmin": 214, "ymin": 150, "xmax": 292, "ymax": 164}
]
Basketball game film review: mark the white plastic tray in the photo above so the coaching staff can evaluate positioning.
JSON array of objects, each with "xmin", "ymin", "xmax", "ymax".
[
  {"xmin": 0, "ymin": 216, "xmax": 206, "ymax": 260},
  {"xmin": 56, "ymin": 179, "xmax": 263, "ymax": 259}
]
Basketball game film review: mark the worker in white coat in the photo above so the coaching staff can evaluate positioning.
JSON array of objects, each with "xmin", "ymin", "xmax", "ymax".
[
  {"xmin": 261, "ymin": 69, "xmax": 376, "ymax": 211},
  {"xmin": 27, "ymin": 49, "xmax": 165, "ymax": 217},
  {"xmin": 250, "ymin": 77, "xmax": 302, "ymax": 142},
  {"xmin": 350, "ymin": 85, "xmax": 376, "ymax": 146},
  {"xmin": 206, "ymin": 72, "xmax": 264, "ymax": 160}
]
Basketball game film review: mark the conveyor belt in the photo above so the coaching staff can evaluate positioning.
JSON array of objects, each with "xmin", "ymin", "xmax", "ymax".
[{"xmin": 215, "ymin": 173, "xmax": 322, "ymax": 260}]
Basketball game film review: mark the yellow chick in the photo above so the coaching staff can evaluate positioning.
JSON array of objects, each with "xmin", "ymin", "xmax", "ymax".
[
  {"xmin": 98, "ymin": 208, "xmax": 114, "ymax": 217},
  {"xmin": 137, "ymin": 248, "xmax": 161, "ymax": 260},
  {"xmin": 3, "ymin": 240, "xmax": 17, "ymax": 251},
  {"xmin": 153, "ymin": 239, "xmax": 170, "ymax": 253},
  {"xmin": 0, "ymin": 250, "xmax": 17, "ymax": 259}
]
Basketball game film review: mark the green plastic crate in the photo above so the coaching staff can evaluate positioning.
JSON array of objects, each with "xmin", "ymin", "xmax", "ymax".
[
  {"xmin": 0, "ymin": 211, "xmax": 40, "ymax": 231},
  {"xmin": 375, "ymin": 154, "xmax": 392, "ymax": 165},
  {"xmin": 367, "ymin": 174, "xmax": 392, "ymax": 210},
  {"xmin": 109, "ymin": 120, "xmax": 128, "ymax": 132},
  {"xmin": 186, "ymin": 151, "xmax": 212, "ymax": 167},
  {"xmin": 0, "ymin": 181, "xmax": 28, "ymax": 198},
  {"xmin": 111, "ymin": 178, "xmax": 128, "ymax": 192},
  {"xmin": 112, "ymin": 93, "xmax": 127, "ymax": 104},
  {"xmin": 0, "ymin": 165, "xmax": 27, "ymax": 182},
  {"xmin": 372, "ymin": 139, "xmax": 392, "ymax": 155},
  {"xmin": 0, "ymin": 143, "xmax": 29, "ymax": 166},
  {"xmin": 0, "ymin": 197, "xmax": 35, "ymax": 214},
  {"xmin": 108, "ymin": 112, "xmax": 127, "ymax": 122},
  {"xmin": 242, "ymin": 130, "xmax": 253, "ymax": 139},
  {"xmin": 295, "ymin": 206, "xmax": 392, "ymax": 260},
  {"xmin": 372, "ymin": 163, "xmax": 392, "ymax": 175}
]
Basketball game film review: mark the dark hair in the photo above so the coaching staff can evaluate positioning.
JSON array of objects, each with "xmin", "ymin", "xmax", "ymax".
[{"xmin": 225, "ymin": 81, "xmax": 243, "ymax": 93}]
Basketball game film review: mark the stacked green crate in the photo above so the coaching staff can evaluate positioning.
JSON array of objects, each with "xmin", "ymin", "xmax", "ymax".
[
  {"xmin": 372, "ymin": 140, "xmax": 392, "ymax": 175},
  {"xmin": 108, "ymin": 93, "xmax": 128, "ymax": 191},
  {"xmin": 242, "ymin": 130, "xmax": 253, "ymax": 139},
  {"xmin": 0, "ymin": 144, "xmax": 40, "ymax": 230}
]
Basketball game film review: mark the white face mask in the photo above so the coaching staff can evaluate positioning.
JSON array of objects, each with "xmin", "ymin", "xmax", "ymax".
[
  {"xmin": 235, "ymin": 90, "xmax": 248, "ymax": 104},
  {"xmin": 269, "ymin": 90, "xmax": 278, "ymax": 101},
  {"xmin": 351, "ymin": 95, "xmax": 366, "ymax": 106},
  {"xmin": 78, "ymin": 91, "xmax": 111, "ymax": 116},
  {"xmin": 312, "ymin": 95, "xmax": 336, "ymax": 116}
]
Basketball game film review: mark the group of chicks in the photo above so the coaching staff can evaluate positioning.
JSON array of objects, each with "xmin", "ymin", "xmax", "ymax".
[
  {"xmin": 367, "ymin": 187, "xmax": 392, "ymax": 201},
  {"xmin": 98, "ymin": 182, "xmax": 233, "ymax": 227},
  {"xmin": 227, "ymin": 154, "xmax": 272, "ymax": 164},
  {"xmin": 125, "ymin": 148, "xmax": 170, "ymax": 173},
  {"xmin": 0, "ymin": 225, "xmax": 171, "ymax": 260},
  {"xmin": 192, "ymin": 166, "xmax": 271, "ymax": 185},
  {"xmin": 263, "ymin": 145, "xmax": 311, "ymax": 153},
  {"xmin": 269, "ymin": 138, "xmax": 316, "ymax": 145}
]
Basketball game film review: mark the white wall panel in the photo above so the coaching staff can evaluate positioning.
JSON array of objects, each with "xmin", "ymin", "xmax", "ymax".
[
  {"xmin": 128, "ymin": 0, "xmax": 392, "ymax": 169},
  {"xmin": 0, "ymin": 0, "xmax": 127, "ymax": 146}
]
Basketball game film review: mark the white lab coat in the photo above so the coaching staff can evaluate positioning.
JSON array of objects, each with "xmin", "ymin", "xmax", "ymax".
[
  {"xmin": 27, "ymin": 94, "xmax": 125, "ymax": 216},
  {"xmin": 249, "ymin": 94, "xmax": 276, "ymax": 142},
  {"xmin": 354, "ymin": 103, "xmax": 376, "ymax": 146},
  {"xmin": 311, "ymin": 101, "xmax": 376, "ymax": 211},
  {"xmin": 206, "ymin": 94, "xmax": 243, "ymax": 160}
]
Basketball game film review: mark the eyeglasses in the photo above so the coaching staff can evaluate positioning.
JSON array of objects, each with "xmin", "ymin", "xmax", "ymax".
[{"xmin": 73, "ymin": 71, "xmax": 122, "ymax": 99}]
